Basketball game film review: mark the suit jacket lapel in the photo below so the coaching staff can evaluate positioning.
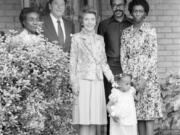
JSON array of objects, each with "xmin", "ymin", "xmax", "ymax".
[{"xmin": 46, "ymin": 15, "xmax": 58, "ymax": 40}]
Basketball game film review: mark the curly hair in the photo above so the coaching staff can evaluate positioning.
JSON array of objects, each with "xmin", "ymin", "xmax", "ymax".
[{"xmin": 128, "ymin": 0, "xmax": 150, "ymax": 15}]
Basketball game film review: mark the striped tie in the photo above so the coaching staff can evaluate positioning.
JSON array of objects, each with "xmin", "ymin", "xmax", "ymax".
[{"xmin": 57, "ymin": 20, "xmax": 64, "ymax": 45}]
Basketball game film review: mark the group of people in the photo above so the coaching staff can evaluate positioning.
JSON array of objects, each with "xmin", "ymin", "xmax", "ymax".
[
  {"xmin": 19, "ymin": 0, "xmax": 74, "ymax": 52},
  {"xmin": 18, "ymin": 0, "xmax": 162, "ymax": 135}
]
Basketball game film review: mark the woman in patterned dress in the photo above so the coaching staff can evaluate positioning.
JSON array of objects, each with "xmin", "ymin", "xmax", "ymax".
[{"xmin": 121, "ymin": 0, "xmax": 162, "ymax": 135}]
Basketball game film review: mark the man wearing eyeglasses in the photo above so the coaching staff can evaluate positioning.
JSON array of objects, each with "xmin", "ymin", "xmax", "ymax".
[{"xmin": 97, "ymin": 0, "xmax": 132, "ymax": 135}]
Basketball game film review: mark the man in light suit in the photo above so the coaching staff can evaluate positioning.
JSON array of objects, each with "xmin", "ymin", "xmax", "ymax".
[{"xmin": 42, "ymin": 0, "xmax": 75, "ymax": 52}]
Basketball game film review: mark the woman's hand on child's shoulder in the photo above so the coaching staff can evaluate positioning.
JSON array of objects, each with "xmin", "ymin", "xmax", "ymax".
[{"xmin": 112, "ymin": 82, "xmax": 119, "ymax": 88}]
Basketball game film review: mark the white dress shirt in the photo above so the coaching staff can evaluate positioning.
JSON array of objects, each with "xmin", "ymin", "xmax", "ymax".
[{"xmin": 50, "ymin": 13, "xmax": 66, "ymax": 41}]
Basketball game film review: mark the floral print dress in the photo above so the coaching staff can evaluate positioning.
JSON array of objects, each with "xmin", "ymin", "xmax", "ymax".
[{"xmin": 121, "ymin": 22, "xmax": 162, "ymax": 120}]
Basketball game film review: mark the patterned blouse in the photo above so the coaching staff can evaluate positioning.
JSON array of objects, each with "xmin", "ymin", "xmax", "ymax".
[{"xmin": 121, "ymin": 22, "xmax": 162, "ymax": 120}]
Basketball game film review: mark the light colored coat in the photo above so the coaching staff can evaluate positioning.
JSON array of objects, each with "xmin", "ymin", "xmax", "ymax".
[{"xmin": 70, "ymin": 29, "xmax": 113, "ymax": 87}]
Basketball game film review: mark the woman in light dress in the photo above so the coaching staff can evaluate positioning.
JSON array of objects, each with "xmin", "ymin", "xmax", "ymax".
[{"xmin": 70, "ymin": 7, "xmax": 114, "ymax": 135}]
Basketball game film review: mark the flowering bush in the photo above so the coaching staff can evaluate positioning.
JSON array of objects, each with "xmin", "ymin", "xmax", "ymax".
[
  {"xmin": 0, "ymin": 30, "xmax": 76, "ymax": 135},
  {"xmin": 155, "ymin": 72, "xmax": 180, "ymax": 135}
]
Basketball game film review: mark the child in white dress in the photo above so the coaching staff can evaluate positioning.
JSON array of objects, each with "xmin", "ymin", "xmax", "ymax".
[{"xmin": 107, "ymin": 73, "xmax": 137, "ymax": 135}]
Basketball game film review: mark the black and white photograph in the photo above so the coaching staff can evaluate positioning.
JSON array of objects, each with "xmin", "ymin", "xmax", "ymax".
[{"xmin": 0, "ymin": 0, "xmax": 180, "ymax": 135}]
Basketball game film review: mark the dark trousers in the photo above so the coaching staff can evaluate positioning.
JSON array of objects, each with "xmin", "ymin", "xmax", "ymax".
[{"xmin": 104, "ymin": 65, "xmax": 122, "ymax": 135}]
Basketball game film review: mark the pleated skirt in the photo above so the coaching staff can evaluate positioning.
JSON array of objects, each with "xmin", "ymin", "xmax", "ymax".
[{"xmin": 72, "ymin": 79, "xmax": 107, "ymax": 125}]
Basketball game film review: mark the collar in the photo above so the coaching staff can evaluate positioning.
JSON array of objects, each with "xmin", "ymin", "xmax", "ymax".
[
  {"xmin": 78, "ymin": 28, "xmax": 102, "ymax": 41},
  {"xmin": 81, "ymin": 28, "xmax": 95, "ymax": 36},
  {"xmin": 109, "ymin": 15, "xmax": 132, "ymax": 24},
  {"xmin": 21, "ymin": 29, "xmax": 29, "ymax": 35},
  {"xmin": 22, "ymin": 29, "xmax": 38, "ymax": 35},
  {"xmin": 130, "ymin": 22, "xmax": 151, "ymax": 33},
  {"xmin": 50, "ymin": 13, "xmax": 63, "ymax": 23}
]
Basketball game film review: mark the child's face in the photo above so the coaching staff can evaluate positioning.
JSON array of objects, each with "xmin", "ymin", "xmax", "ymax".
[{"xmin": 118, "ymin": 76, "xmax": 131, "ymax": 92}]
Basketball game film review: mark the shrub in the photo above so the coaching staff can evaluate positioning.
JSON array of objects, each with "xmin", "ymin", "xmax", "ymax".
[
  {"xmin": 0, "ymin": 30, "xmax": 76, "ymax": 135},
  {"xmin": 155, "ymin": 72, "xmax": 180, "ymax": 135}
]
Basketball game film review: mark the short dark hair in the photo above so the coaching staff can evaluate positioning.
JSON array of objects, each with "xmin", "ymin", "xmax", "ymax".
[
  {"xmin": 19, "ymin": 7, "xmax": 40, "ymax": 28},
  {"xmin": 114, "ymin": 73, "xmax": 132, "ymax": 82},
  {"xmin": 128, "ymin": 0, "xmax": 150, "ymax": 15},
  {"xmin": 79, "ymin": 6, "xmax": 97, "ymax": 26},
  {"xmin": 49, "ymin": 0, "xmax": 67, "ymax": 4},
  {"xmin": 110, "ymin": 0, "xmax": 127, "ymax": 6}
]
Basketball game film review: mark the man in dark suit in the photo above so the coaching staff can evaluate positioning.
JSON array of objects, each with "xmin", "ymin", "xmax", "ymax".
[{"xmin": 42, "ymin": 0, "xmax": 74, "ymax": 52}]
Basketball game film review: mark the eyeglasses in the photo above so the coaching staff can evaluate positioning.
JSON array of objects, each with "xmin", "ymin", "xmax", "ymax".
[{"xmin": 112, "ymin": 3, "xmax": 125, "ymax": 9}]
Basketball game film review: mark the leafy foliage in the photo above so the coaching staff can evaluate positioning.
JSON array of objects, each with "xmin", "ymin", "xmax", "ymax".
[
  {"xmin": 0, "ymin": 31, "xmax": 76, "ymax": 135},
  {"xmin": 155, "ymin": 72, "xmax": 180, "ymax": 135}
]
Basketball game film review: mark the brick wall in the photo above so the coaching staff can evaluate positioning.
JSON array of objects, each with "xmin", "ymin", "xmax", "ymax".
[
  {"xmin": 148, "ymin": 0, "xmax": 180, "ymax": 77},
  {"xmin": 0, "ymin": 0, "xmax": 21, "ymax": 32},
  {"xmin": 100, "ymin": 0, "xmax": 180, "ymax": 78}
]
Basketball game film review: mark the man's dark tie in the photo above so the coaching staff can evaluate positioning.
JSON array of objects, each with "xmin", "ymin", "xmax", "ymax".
[{"xmin": 57, "ymin": 20, "xmax": 64, "ymax": 45}]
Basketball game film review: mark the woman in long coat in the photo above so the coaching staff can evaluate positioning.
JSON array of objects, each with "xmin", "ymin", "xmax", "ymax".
[{"xmin": 70, "ymin": 7, "xmax": 114, "ymax": 135}]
